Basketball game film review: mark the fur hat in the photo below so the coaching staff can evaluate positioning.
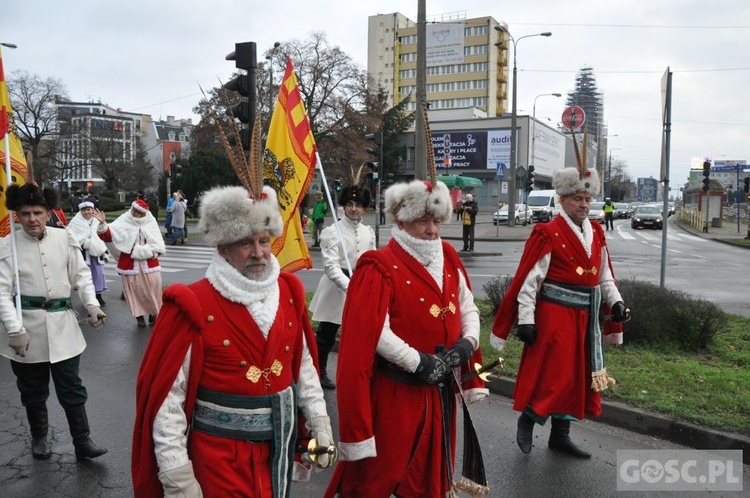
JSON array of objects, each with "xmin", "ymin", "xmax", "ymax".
[
  {"xmin": 552, "ymin": 167, "xmax": 601, "ymax": 197},
  {"xmin": 78, "ymin": 201, "xmax": 95, "ymax": 210},
  {"xmin": 385, "ymin": 180, "xmax": 452, "ymax": 224},
  {"xmin": 198, "ymin": 185, "xmax": 283, "ymax": 246},
  {"xmin": 5, "ymin": 184, "xmax": 58, "ymax": 211},
  {"xmin": 338, "ymin": 185, "xmax": 371, "ymax": 208},
  {"xmin": 131, "ymin": 198, "xmax": 150, "ymax": 213}
]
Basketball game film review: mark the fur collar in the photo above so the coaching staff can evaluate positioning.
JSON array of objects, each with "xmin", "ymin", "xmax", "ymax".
[
  {"xmin": 108, "ymin": 211, "xmax": 165, "ymax": 256},
  {"xmin": 391, "ymin": 226, "xmax": 444, "ymax": 290},
  {"xmin": 560, "ymin": 210, "xmax": 593, "ymax": 258},
  {"xmin": 206, "ymin": 251, "xmax": 280, "ymax": 337},
  {"xmin": 67, "ymin": 213, "xmax": 108, "ymax": 256}
]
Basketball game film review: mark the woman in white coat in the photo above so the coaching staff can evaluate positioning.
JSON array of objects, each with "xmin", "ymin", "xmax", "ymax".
[
  {"xmin": 67, "ymin": 201, "xmax": 109, "ymax": 305},
  {"xmin": 309, "ymin": 182, "xmax": 375, "ymax": 389}
]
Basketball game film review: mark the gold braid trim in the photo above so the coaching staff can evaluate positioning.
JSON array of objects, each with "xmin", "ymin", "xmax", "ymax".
[
  {"xmin": 451, "ymin": 476, "xmax": 491, "ymax": 497},
  {"xmin": 591, "ymin": 367, "xmax": 616, "ymax": 393}
]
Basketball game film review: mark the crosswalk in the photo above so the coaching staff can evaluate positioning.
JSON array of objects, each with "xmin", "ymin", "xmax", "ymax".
[
  {"xmin": 606, "ymin": 228, "xmax": 707, "ymax": 244},
  {"xmin": 103, "ymin": 245, "xmax": 215, "ymax": 277}
]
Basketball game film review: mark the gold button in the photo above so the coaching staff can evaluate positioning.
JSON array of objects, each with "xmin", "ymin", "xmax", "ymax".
[
  {"xmin": 420, "ymin": 298, "xmax": 425, "ymax": 302},
  {"xmin": 406, "ymin": 280, "xmax": 411, "ymax": 285},
  {"xmin": 240, "ymin": 361, "xmax": 247, "ymax": 367},
  {"xmin": 393, "ymin": 265, "xmax": 398, "ymax": 269},
  {"xmin": 223, "ymin": 339, "xmax": 230, "ymax": 347},
  {"xmin": 562, "ymin": 244, "xmax": 566, "ymax": 248},
  {"xmin": 451, "ymin": 294, "xmax": 455, "ymax": 298},
  {"xmin": 289, "ymin": 298, "xmax": 294, "ymax": 304},
  {"xmin": 207, "ymin": 315, "xmax": 214, "ymax": 322},
  {"xmin": 288, "ymin": 322, "xmax": 293, "ymax": 328},
  {"xmin": 285, "ymin": 346, "xmax": 290, "ymax": 352},
  {"xmin": 447, "ymin": 274, "xmax": 451, "ymax": 278}
]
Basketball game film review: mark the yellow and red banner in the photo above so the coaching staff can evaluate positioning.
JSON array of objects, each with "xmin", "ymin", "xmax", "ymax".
[
  {"xmin": 266, "ymin": 57, "xmax": 316, "ymax": 272},
  {"xmin": 0, "ymin": 46, "xmax": 29, "ymax": 237}
]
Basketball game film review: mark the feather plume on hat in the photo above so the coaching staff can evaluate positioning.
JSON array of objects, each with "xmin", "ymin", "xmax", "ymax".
[
  {"xmin": 383, "ymin": 100, "xmax": 452, "ymax": 223},
  {"xmin": 552, "ymin": 126, "xmax": 601, "ymax": 197}
]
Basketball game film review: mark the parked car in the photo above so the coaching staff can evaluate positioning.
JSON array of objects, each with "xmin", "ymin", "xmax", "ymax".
[
  {"xmin": 493, "ymin": 203, "xmax": 533, "ymax": 225},
  {"xmin": 615, "ymin": 203, "xmax": 631, "ymax": 219},
  {"xmin": 631, "ymin": 205, "xmax": 663, "ymax": 229},
  {"xmin": 587, "ymin": 201, "xmax": 606, "ymax": 224}
]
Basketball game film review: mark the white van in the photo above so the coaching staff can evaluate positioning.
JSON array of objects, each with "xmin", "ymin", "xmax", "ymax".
[{"xmin": 526, "ymin": 190, "xmax": 560, "ymax": 222}]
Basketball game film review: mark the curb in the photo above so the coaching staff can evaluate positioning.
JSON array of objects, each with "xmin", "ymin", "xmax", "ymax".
[{"xmin": 486, "ymin": 377, "xmax": 750, "ymax": 465}]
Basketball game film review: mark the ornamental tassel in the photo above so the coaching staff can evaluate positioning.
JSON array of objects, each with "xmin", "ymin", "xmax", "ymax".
[
  {"xmin": 450, "ymin": 402, "xmax": 490, "ymax": 497},
  {"xmin": 591, "ymin": 367, "xmax": 616, "ymax": 392}
]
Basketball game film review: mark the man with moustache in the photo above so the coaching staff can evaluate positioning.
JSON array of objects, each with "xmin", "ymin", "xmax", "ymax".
[
  {"xmin": 308, "ymin": 180, "xmax": 375, "ymax": 389},
  {"xmin": 132, "ymin": 185, "xmax": 335, "ymax": 497},
  {"xmin": 326, "ymin": 179, "xmax": 488, "ymax": 497},
  {"xmin": 492, "ymin": 166, "xmax": 630, "ymax": 458}
]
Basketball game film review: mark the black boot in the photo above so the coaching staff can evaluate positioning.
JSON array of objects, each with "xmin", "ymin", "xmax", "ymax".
[
  {"xmin": 318, "ymin": 352, "xmax": 335, "ymax": 390},
  {"xmin": 516, "ymin": 412, "xmax": 534, "ymax": 454},
  {"xmin": 64, "ymin": 404, "xmax": 108, "ymax": 460},
  {"xmin": 548, "ymin": 419, "xmax": 591, "ymax": 458},
  {"xmin": 96, "ymin": 293, "xmax": 105, "ymax": 307},
  {"xmin": 26, "ymin": 403, "xmax": 51, "ymax": 459}
]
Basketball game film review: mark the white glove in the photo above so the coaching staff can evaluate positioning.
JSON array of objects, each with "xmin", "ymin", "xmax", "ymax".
[
  {"xmin": 86, "ymin": 306, "xmax": 106, "ymax": 329},
  {"xmin": 309, "ymin": 416, "xmax": 336, "ymax": 470},
  {"xmin": 158, "ymin": 462, "xmax": 203, "ymax": 498},
  {"xmin": 8, "ymin": 328, "xmax": 30, "ymax": 357}
]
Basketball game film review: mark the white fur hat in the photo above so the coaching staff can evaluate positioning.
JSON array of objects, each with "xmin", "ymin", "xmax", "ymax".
[
  {"xmin": 198, "ymin": 186, "xmax": 283, "ymax": 245},
  {"xmin": 552, "ymin": 167, "xmax": 601, "ymax": 197},
  {"xmin": 384, "ymin": 180, "xmax": 453, "ymax": 224}
]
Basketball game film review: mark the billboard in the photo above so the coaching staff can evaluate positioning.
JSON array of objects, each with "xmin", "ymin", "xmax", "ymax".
[
  {"xmin": 431, "ymin": 131, "xmax": 487, "ymax": 170},
  {"xmin": 426, "ymin": 22, "xmax": 465, "ymax": 67},
  {"xmin": 637, "ymin": 177, "xmax": 659, "ymax": 202}
]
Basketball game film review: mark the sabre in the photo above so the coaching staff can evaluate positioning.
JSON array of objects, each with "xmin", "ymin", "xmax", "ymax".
[
  {"xmin": 461, "ymin": 357, "xmax": 504, "ymax": 383},
  {"xmin": 297, "ymin": 437, "xmax": 337, "ymax": 469}
]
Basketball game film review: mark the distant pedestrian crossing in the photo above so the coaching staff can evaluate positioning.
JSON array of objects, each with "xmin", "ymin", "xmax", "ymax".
[
  {"xmin": 103, "ymin": 245, "xmax": 215, "ymax": 277},
  {"xmin": 606, "ymin": 228, "xmax": 707, "ymax": 244}
]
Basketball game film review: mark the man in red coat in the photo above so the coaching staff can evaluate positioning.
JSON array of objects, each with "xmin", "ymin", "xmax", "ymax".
[
  {"xmin": 326, "ymin": 179, "xmax": 488, "ymax": 498},
  {"xmin": 132, "ymin": 186, "xmax": 334, "ymax": 497},
  {"xmin": 492, "ymin": 166, "xmax": 630, "ymax": 458}
]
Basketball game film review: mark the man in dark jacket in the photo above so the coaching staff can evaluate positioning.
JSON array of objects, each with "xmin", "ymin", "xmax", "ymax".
[{"xmin": 460, "ymin": 193, "xmax": 478, "ymax": 252}]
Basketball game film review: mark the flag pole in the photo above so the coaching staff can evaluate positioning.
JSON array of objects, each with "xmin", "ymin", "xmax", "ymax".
[
  {"xmin": 3, "ymin": 130, "xmax": 22, "ymax": 321},
  {"xmin": 315, "ymin": 151, "xmax": 353, "ymax": 275}
]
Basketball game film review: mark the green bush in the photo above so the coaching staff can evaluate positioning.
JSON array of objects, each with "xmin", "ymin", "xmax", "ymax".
[
  {"xmin": 618, "ymin": 279, "xmax": 726, "ymax": 350},
  {"xmin": 481, "ymin": 275, "xmax": 513, "ymax": 315},
  {"xmin": 97, "ymin": 196, "xmax": 126, "ymax": 212}
]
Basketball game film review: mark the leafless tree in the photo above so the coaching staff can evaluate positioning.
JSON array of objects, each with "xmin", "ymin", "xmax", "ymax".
[{"xmin": 7, "ymin": 70, "xmax": 69, "ymax": 185}]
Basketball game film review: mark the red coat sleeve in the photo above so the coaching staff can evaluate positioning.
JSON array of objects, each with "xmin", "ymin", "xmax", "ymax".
[{"xmin": 131, "ymin": 283, "xmax": 206, "ymax": 497}]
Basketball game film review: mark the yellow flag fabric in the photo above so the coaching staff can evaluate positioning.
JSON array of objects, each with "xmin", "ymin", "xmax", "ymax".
[
  {"xmin": 0, "ymin": 47, "xmax": 29, "ymax": 237},
  {"xmin": 265, "ymin": 57, "xmax": 316, "ymax": 272}
]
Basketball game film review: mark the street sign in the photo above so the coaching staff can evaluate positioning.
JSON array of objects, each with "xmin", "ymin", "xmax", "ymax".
[
  {"xmin": 561, "ymin": 106, "xmax": 586, "ymax": 131},
  {"xmin": 495, "ymin": 162, "xmax": 506, "ymax": 178}
]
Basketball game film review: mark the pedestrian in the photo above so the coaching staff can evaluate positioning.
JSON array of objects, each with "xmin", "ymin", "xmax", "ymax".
[
  {"xmin": 132, "ymin": 185, "xmax": 335, "ymax": 497},
  {"xmin": 308, "ymin": 175, "xmax": 375, "ymax": 389},
  {"xmin": 378, "ymin": 197, "xmax": 385, "ymax": 225},
  {"xmin": 491, "ymin": 166, "xmax": 630, "ymax": 458},
  {"xmin": 0, "ymin": 184, "xmax": 107, "ymax": 461},
  {"xmin": 46, "ymin": 204, "xmax": 68, "ymax": 228},
  {"xmin": 177, "ymin": 190, "xmax": 191, "ymax": 242},
  {"xmin": 168, "ymin": 192, "xmax": 186, "ymax": 245},
  {"xmin": 147, "ymin": 193, "xmax": 159, "ymax": 222},
  {"xmin": 603, "ymin": 197, "xmax": 615, "ymax": 231},
  {"xmin": 325, "ymin": 178, "xmax": 489, "ymax": 497},
  {"xmin": 311, "ymin": 191, "xmax": 328, "ymax": 247},
  {"xmin": 455, "ymin": 199, "xmax": 463, "ymax": 221},
  {"xmin": 164, "ymin": 193, "xmax": 174, "ymax": 238},
  {"xmin": 460, "ymin": 192, "xmax": 478, "ymax": 252},
  {"xmin": 94, "ymin": 198, "xmax": 165, "ymax": 328},
  {"xmin": 67, "ymin": 200, "xmax": 109, "ymax": 306}
]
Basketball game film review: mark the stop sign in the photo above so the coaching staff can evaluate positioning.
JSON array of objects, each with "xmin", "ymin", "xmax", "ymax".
[{"xmin": 561, "ymin": 106, "xmax": 586, "ymax": 130}]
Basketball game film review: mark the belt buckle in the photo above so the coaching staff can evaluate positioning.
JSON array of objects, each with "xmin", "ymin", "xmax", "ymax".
[{"xmin": 41, "ymin": 300, "xmax": 54, "ymax": 310}]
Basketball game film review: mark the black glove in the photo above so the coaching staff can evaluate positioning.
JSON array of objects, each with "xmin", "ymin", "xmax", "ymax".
[
  {"xmin": 516, "ymin": 324, "xmax": 537, "ymax": 346},
  {"xmin": 415, "ymin": 352, "xmax": 451, "ymax": 385},
  {"xmin": 611, "ymin": 301, "xmax": 629, "ymax": 323},
  {"xmin": 439, "ymin": 338, "xmax": 474, "ymax": 368}
]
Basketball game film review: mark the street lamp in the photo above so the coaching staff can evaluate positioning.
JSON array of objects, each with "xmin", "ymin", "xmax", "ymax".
[
  {"xmin": 531, "ymin": 92, "xmax": 562, "ymax": 176},
  {"xmin": 495, "ymin": 27, "xmax": 552, "ymax": 227},
  {"xmin": 607, "ymin": 147, "xmax": 621, "ymax": 198},
  {"xmin": 265, "ymin": 42, "xmax": 281, "ymax": 115}
]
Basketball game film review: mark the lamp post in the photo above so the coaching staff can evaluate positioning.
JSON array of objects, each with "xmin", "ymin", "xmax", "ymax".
[
  {"xmin": 265, "ymin": 42, "xmax": 281, "ymax": 116},
  {"xmin": 495, "ymin": 28, "xmax": 552, "ymax": 227},
  {"xmin": 607, "ymin": 147, "xmax": 621, "ymax": 198},
  {"xmin": 531, "ymin": 92, "xmax": 562, "ymax": 178}
]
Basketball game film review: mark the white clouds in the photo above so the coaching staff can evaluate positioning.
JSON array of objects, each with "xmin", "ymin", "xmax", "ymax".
[{"xmin": 3, "ymin": 1, "xmax": 749, "ymax": 187}]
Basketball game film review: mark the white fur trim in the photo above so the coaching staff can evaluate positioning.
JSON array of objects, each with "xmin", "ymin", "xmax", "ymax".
[
  {"xmin": 78, "ymin": 201, "xmax": 95, "ymax": 210},
  {"xmin": 131, "ymin": 200, "xmax": 149, "ymax": 213},
  {"xmin": 338, "ymin": 436, "xmax": 376, "ymax": 461},
  {"xmin": 552, "ymin": 167, "xmax": 600, "ymax": 197},
  {"xmin": 604, "ymin": 332, "xmax": 623, "ymax": 345},
  {"xmin": 489, "ymin": 334, "xmax": 506, "ymax": 351},
  {"xmin": 385, "ymin": 180, "xmax": 452, "ymax": 224},
  {"xmin": 199, "ymin": 186, "xmax": 283, "ymax": 245},
  {"xmin": 391, "ymin": 226, "xmax": 444, "ymax": 291}
]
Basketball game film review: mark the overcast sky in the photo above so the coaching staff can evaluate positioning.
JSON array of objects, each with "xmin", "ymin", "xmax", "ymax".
[{"xmin": 3, "ymin": 1, "xmax": 749, "ymax": 189}]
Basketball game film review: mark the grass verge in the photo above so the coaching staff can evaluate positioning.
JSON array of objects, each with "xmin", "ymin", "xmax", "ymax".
[{"xmin": 477, "ymin": 302, "xmax": 750, "ymax": 436}]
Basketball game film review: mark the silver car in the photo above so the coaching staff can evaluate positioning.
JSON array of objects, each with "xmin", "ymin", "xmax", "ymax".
[
  {"xmin": 493, "ymin": 203, "xmax": 533, "ymax": 225},
  {"xmin": 587, "ymin": 201, "xmax": 606, "ymax": 224}
]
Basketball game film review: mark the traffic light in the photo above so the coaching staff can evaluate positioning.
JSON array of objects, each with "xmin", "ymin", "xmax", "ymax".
[
  {"xmin": 526, "ymin": 165, "xmax": 535, "ymax": 192},
  {"xmin": 702, "ymin": 160, "xmax": 711, "ymax": 192},
  {"xmin": 744, "ymin": 176, "xmax": 750, "ymax": 193},
  {"xmin": 224, "ymin": 42, "xmax": 257, "ymax": 150},
  {"xmin": 334, "ymin": 179, "xmax": 342, "ymax": 192},
  {"xmin": 170, "ymin": 163, "xmax": 182, "ymax": 184}
]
